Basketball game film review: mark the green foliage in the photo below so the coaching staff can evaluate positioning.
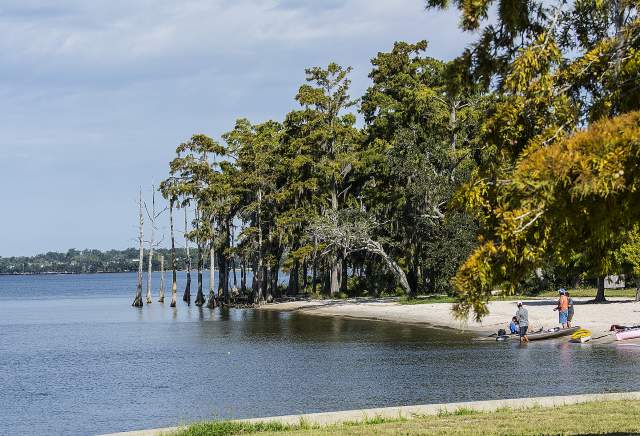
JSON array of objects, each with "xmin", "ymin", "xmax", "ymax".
[
  {"xmin": 424, "ymin": 1, "xmax": 640, "ymax": 319},
  {"xmin": 154, "ymin": 47, "xmax": 486, "ymax": 300},
  {"xmin": 360, "ymin": 40, "xmax": 485, "ymax": 296},
  {"xmin": 148, "ymin": 1, "xmax": 640, "ymax": 311}
]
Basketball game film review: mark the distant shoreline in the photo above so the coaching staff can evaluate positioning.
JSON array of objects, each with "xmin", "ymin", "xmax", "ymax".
[
  {"xmin": 0, "ymin": 271, "xmax": 140, "ymax": 276},
  {"xmin": 0, "ymin": 268, "xmax": 244, "ymax": 276}
]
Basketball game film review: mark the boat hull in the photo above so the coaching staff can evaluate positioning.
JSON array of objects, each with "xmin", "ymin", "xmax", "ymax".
[
  {"xmin": 527, "ymin": 326, "xmax": 581, "ymax": 341},
  {"xmin": 616, "ymin": 329, "xmax": 640, "ymax": 341}
]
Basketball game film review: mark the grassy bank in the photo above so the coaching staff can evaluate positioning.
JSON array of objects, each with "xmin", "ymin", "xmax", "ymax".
[
  {"xmin": 396, "ymin": 288, "xmax": 638, "ymax": 305},
  {"xmin": 174, "ymin": 400, "xmax": 640, "ymax": 435},
  {"xmin": 537, "ymin": 287, "xmax": 637, "ymax": 298}
]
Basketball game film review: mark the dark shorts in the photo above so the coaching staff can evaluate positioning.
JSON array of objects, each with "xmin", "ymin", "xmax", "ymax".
[{"xmin": 519, "ymin": 326, "xmax": 528, "ymax": 337}]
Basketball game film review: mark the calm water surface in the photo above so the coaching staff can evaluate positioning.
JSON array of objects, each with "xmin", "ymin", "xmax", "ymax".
[{"xmin": 1, "ymin": 273, "xmax": 639, "ymax": 435}]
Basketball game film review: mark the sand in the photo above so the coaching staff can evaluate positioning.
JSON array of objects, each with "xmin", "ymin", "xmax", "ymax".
[{"xmin": 260, "ymin": 297, "xmax": 640, "ymax": 341}]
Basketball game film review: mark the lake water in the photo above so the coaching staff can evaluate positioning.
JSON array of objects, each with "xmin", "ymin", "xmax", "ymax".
[{"xmin": 1, "ymin": 273, "xmax": 640, "ymax": 435}]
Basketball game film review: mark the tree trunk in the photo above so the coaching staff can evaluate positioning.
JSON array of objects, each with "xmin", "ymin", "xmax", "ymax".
[
  {"xmin": 158, "ymin": 255, "xmax": 165, "ymax": 303},
  {"xmin": 287, "ymin": 261, "xmax": 299, "ymax": 296},
  {"xmin": 322, "ymin": 264, "xmax": 330, "ymax": 295},
  {"xmin": 217, "ymin": 246, "xmax": 227, "ymax": 303},
  {"xmin": 595, "ymin": 276, "xmax": 607, "ymax": 302},
  {"xmin": 207, "ymin": 242, "xmax": 216, "ymax": 309},
  {"xmin": 194, "ymin": 206, "xmax": 205, "ymax": 307},
  {"xmin": 330, "ymin": 261, "xmax": 340, "ymax": 296},
  {"xmin": 272, "ymin": 264, "xmax": 279, "ymax": 298},
  {"xmin": 169, "ymin": 200, "xmax": 178, "ymax": 307},
  {"xmin": 183, "ymin": 207, "xmax": 192, "ymax": 305},
  {"xmin": 407, "ymin": 268, "xmax": 418, "ymax": 298},
  {"xmin": 241, "ymin": 258, "xmax": 246, "ymax": 293},
  {"xmin": 407, "ymin": 253, "xmax": 419, "ymax": 297},
  {"xmin": 195, "ymin": 255, "xmax": 204, "ymax": 305},
  {"xmin": 264, "ymin": 266, "xmax": 272, "ymax": 301},
  {"xmin": 223, "ymin": 221, "xmax": 231, "ymax": 302},
  {"xmin": 312, "ymin": 238, "xmax": 318, "ymax": 294},
  {"xmin": 195, "ymin": 246, "xmax": 205, "ymax": 306},
  {"xmin": 132, "ymin": 189, "xmax": 144, "ymax": 307},
  {"xmin": 340, "ymin": 255, "xmax": 348, "ymax": 294},
  {"xmin": 146, "ymin": 187, "xmax": 156, "ymax": 304},
  {"xmin": 311, "ymin": 258, "xmax": 317, "ymax": 294},
  {"xmin": 369, "ymin": 240, "xmax": 412, "ymax": 296},
  {"xmin": 302, "ymin": 260, "xmax": 308, "ymax": 290},
  {"xmin": 254, "ymin": 189, "xmax": 264, "ymax": 304},
  {"xmin": 329, "ymin": 183, "xmax": 340, "ymax": 296},
  {"xmin": 636, "ymin": 278, "xmax": 640, "ymax": 302},
  {"xmin": 231, "ymin": 227, "xmax": 237, "ymax": 288}
]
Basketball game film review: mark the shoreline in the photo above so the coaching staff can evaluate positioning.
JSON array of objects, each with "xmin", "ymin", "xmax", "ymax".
[
  {"xmin": 101, "ymin": 391, "xmax": 640, "ymax": 436},
  {"xmin": 264, "ymin": 298, "xmax": 474, "ymax": 333},
  {"xmin": 259, "ymin": 297, "xmax": 640, "ymax": 340}
]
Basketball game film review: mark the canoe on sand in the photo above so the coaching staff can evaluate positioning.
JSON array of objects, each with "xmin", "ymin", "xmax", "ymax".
[{"xmin": 526, "ymin": 326, "xmax": 581, "ymax": 341}]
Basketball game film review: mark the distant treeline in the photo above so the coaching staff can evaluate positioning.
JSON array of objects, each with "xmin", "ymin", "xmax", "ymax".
[{"xmin": 0, "ymin": 248, "xmax": 198, "ymax": 275}]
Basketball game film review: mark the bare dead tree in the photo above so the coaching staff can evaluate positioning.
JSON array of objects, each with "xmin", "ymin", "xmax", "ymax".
[
  {"xmin": 144, "ymin": 185, "xmax": 166, "ymax": 304},
  {"xmin": 253, "ymin": 188, "xmax": 264, "ymax": 303},
  {"xmin": 145, "ymin": 187, "xmax": 156, "ymax": 304},
  {"xmin": 309, "ymin": 209, "xmax": 411, "ymax": 296},
  {"xmin": 132, "ymin": 189, "xmax": 144, "ymax": 307},
  {"xmin": 194, "ymin": 205, "xmax": 206, "ymax": 307},
  {"xmin": 158, "ymin": 255, "xmax": 165, "ymax": 303},
  {"xmin": 183, "ymin": 207, "xmax": 192, "ymax": 305},
  {"xmin": 169, "ymin": 200, "xmax": 178, "ymax": 307},
  {"xmin": 207, "ymin": 239, "xmax": 216, "ymax": 309}
]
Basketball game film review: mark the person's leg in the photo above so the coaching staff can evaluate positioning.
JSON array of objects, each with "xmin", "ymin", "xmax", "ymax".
[
  {"xmin": 568, "ymin": 310, "xmax": 573, "ymax": 328},
  {"xmin": 520, "ymin": 325, "xmax": 528, "ymax": 343},
  {"xmin": 559, "ymin": 310, "xmax": 568, "ymax": 328}
]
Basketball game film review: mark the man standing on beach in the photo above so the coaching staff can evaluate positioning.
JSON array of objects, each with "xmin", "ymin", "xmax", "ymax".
[
  {"xmin": 554, "ymin": 289, "xmax": 569, "ymax": 328},
  {"xmin": 516, "ymin": 301, "xmax": 529, "ymax": 343}
]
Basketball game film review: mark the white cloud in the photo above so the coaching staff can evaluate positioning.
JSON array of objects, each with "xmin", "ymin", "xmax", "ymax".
[
  {"xmin": 0, "ymin": 0, "xmax": 476, "ymax": 255},
  {"xmin": 0, "ymin": 0, "xmax": 470, "ymax": 84}
]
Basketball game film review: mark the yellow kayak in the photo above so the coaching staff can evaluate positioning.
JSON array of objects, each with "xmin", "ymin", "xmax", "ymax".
[{"xmin": 569, "ymin": 328, "xmax": 592, "ymax": 343}]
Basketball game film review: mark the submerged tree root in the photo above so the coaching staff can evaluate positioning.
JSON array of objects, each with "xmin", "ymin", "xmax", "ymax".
[{"xmin": 132, "ymin": 294, "xmax": 143, "ymax": 307}]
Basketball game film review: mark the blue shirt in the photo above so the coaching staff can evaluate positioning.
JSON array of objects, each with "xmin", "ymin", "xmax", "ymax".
[{"xmin": 509, "ymin": 322, "xmax": 519, "ymax": 334}]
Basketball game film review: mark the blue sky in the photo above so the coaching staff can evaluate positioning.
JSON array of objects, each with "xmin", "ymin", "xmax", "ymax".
[{"xmin": 0, "ymin": 0, "xmax": 475, "ymax": 256}]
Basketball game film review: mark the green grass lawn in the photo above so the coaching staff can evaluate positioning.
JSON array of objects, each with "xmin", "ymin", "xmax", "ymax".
[
  {"xmin": 537, "ymin": 287, "xmax": 638, "ymax": 298},
  {"xmin": 399, "ymin": 295, "xmax": 458, "ymax": 304},
  {"xmin": 398, "ymin": 288, "xmax": 638, "ymax": 305},
  {"xmin": 399, "ymin": 294, "xmax": 523, "ymax": 305},
  {"xmin": 173, "ymin": 400, "xmax": 640, "ymax": 435}
]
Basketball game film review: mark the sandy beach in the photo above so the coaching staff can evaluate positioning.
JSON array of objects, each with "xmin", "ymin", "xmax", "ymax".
[{"xmin": 261, "ymin": 297, "xmax": 640, "ymax": 341}]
